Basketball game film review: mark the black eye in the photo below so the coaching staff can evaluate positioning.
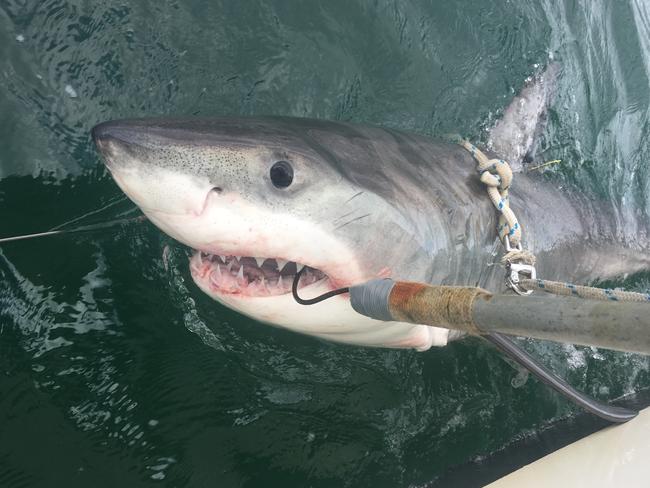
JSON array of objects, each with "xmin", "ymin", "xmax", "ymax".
[{"xmin": 270, "ymin": 160, "xmax": 293, "ymax": 188}]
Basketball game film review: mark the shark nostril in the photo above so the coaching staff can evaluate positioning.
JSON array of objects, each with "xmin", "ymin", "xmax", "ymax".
[{"xmin": 198, "ymin": 186, "xmax": 223, "ymax": 216}]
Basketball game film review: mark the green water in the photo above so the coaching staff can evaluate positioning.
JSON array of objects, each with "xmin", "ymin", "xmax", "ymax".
[{"xmin": 1, "ymin": 1, "xmax": 650, "ymax": 486}]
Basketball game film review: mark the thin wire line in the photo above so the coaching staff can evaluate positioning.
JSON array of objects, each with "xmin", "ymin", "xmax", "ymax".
[
  {"xmin": 0, "ymin": 216, "xmax": 146, "ymax": 244},
  {"xmin": 49, "ymin": 195, "xmax": 129, "ymax": 231}
]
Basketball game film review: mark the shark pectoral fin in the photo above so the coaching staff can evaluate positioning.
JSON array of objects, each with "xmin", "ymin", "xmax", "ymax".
[
  {"xmin": 483, "ymin": 332, "xmax": 638, "ymax": 423},
  {"xmin": 488, "ymin": 63, "xmax": 560, "ymax": 172}
]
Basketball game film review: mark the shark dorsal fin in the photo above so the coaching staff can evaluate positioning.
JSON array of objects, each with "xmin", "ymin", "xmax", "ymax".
[{"xmin": 488, "ymin": 64, "xmax": 559, "ymax": 172}]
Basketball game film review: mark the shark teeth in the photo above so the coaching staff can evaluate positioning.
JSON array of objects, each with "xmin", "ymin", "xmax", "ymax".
[
  {"xmin": 193, "ymin": 250, "xmax": 327, "ymax": 297},
  {"xmin": 199, "ymin": 254, "xmax": 309, "ymax": 273}
]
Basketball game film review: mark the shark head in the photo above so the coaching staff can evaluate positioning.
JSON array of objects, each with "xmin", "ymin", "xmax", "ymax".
[{"xmin": 92, "ymin": 117, "xmax": 446, "ymax": 349}]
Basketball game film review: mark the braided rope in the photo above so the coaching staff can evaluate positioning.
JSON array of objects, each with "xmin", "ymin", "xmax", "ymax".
[
  {"xmin": 459, "ymin": 140, "xmax": 650, "ymax": 304},
  {"xmin": 459, "ymin": 141, "xmax": 522, "ymax": 247},
  {"xmin": 520, "ymin": 278, "xmax": 650, "ymax": 302},
  {"xmin": 501, "ymin": 249, "xmax": 536, "ymax": 266}
]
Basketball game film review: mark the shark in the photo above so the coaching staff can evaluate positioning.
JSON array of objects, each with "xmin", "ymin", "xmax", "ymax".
[{"xmin": 90, "ymin": 71, "xmax": 650, "ymax": 356}]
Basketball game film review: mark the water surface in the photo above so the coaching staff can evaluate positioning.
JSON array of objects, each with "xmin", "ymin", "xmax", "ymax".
[{"xmin": 1, "ymin": 1, "xmax": 650, "ymax": 486}]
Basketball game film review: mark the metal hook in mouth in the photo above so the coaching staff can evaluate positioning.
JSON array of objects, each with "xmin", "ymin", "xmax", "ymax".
[{"xmin": 291, "ymin": 266, "xmax": 349, "ymax": 305}]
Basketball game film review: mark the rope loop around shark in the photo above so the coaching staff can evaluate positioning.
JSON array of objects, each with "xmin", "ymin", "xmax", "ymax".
[
  {"xmin": 458, "ymin": 138, "xmax": 650, "ymax": 304},
  {"xmin": 459, "ymin": 140, "xmax": 522, "ymax": 249},
  {"xmin": 458, "ymin": 139, "xmax": 538, "ymax": 296}
]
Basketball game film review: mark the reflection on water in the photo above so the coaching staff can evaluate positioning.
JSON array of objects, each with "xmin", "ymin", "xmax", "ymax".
[{"xmin": 1, "ymin": 0, "xmax": 650, "ymax": 486}]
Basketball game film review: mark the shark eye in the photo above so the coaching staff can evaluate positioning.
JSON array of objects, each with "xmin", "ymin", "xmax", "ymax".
[{"xmin": 270, "ymin": 160, "xmax": 293, "ymax": 188}]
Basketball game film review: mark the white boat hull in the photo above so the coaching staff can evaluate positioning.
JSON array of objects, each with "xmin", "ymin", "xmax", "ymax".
[{"xmin": 488, "ymin": 407, "xmax": 650, "ymax": 487}]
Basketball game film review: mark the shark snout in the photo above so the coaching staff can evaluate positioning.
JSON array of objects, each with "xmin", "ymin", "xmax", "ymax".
[
  {"xmin": 91, "ymin": 120, "xmax": 116, "ymax": 148},
  {"xmin": 91, "ymin": 119, "xmax": 217, "ymax": 221},
  {"xmin": 91, "ymin": 122, "xmax": 115, "ymax": 166},
  {"xmin": 91, "ymin": 120, "xmax": 149, "ymax": 169}
]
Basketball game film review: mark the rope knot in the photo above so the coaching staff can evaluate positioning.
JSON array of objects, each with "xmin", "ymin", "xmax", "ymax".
[
  {"xmin": 501, "ymin": 249, "xmax": 536, "ymax": 266},
  {"xmin": 459, "ymin": 141, "xmax": 522, "ymax": 247},
  {"xmin": 478, "ymin": 158, "xmax": 512, "ymax": 190}
]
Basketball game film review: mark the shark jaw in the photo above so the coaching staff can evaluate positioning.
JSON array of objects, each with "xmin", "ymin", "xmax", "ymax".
[
  {"xmin": 136, "ymin": 195, "xmax": 444, "ymax": 351},
  {"xmin": 187, "ymin": 250, "xmax": 442, "ymax": 350},
  {"xmin": 189, "ymin": 253, "xmax": 326, "ymax": 298},
  {"xmin": 176, "ymin": 222, "xmax": 441, "ymax": 350}
]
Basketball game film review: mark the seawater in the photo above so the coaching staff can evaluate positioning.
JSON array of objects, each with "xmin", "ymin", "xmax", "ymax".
[{"xmin": 1, "ymin": 1, "xmax": 650, "ymax": 486}]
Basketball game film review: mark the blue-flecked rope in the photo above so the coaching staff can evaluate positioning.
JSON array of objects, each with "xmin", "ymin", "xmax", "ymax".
[
  {"xmin": 459, "ymin": 140, "xmax": 649, "ymax": 303},
  {"xmin": 520, "ymin": 278, "xmax": 650, "ymax": 302},
  {"xmin": 459, "ymin": 140, "xmax": 521, "ymax": 248}
]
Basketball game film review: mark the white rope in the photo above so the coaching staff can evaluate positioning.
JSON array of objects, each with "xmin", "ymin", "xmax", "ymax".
[
  {"xmin": 520, "ymin": 278, "xmax": 650, "ymax": 302},
  {"xmin": 459, "ymin": 140, "xmax": 650, "ymax": 304},
  {"xmin": 459, "ymin": 141, "xmax": 522, "ymax": 247}
]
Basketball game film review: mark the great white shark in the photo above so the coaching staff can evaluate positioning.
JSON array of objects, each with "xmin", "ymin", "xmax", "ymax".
[{"xmin": 91, "ymin": 72, "xmax": 650, "ymax": 354}]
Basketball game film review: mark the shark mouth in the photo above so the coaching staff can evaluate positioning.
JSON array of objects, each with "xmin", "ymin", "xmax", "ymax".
[{"xmin": 189, "ymin": 252, "xmax": 329, "ymax": 297}]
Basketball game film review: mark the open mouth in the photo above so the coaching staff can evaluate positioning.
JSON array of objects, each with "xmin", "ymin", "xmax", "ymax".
[{"xmin": 189, "ymin": 252, "xmax": 329, "ymax": 297}]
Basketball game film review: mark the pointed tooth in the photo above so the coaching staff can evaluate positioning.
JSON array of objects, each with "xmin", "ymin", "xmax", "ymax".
[
  {"xmin": 277, "ymin": 275, "xmax": 283, "ymax": 289},
  {"xmin": 237, "ymin": 266, "xmax": 244, "ymax": 280},
  {"xmin": 296, "ymin": 263, "xmax": 305, "ymax": 272},
  {"xmin": 276, "ymin": 259, "xmax": 288, "ymax": 271},
  {"xmin": 255, "ymin": 257, "xmax": 265, "ymax": 268},
  {"xmin": 219, "ymin": 255, "xmax": 226, "ymax": 262},
  {"xmin": 210, "ymin": 265, "xmax": 223, "ymax": 286}
]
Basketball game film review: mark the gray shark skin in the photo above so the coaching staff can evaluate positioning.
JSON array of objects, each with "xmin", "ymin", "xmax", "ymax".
[{"xmin": 92, "ymin": 115, "xmax": 650, "ymax": 351}]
